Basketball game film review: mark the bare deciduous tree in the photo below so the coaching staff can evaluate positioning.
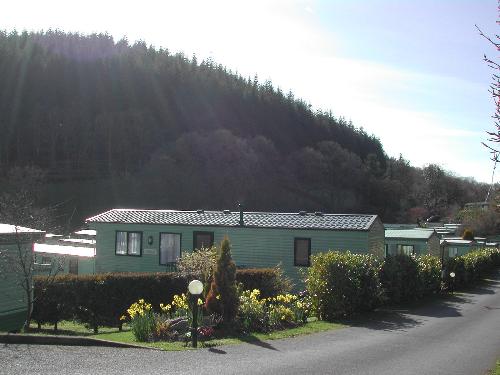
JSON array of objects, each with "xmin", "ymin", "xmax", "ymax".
[
  {"xmin": 0, "ymin": 167, "xmax": 63, "ymax": 331},
  {"xmin": 477, "ymin": 17, "xmax": 500, "ymax": 161}
]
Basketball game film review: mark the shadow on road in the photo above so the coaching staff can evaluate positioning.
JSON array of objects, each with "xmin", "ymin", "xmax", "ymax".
[
  {"xmin": 239, "ymin": 335, "xmax": 279, "ymax": 351},
  {"xmin": 345, "ymin": 271, "xmax": 500, "ymax": 331},
  {"xmin": 401, "ymin": 295, "xmax": 467, "ymax": 319},
  {"xmin": 340, "ymin": 293, "xmax": 473, "ymax": 331},
  {"xmin": 462, "ymin": 277, "xmax": 500, "ymax": 295},
  {"xmin": 207, "ymin": 347, "xmax": 227, "ymax": 354},
  {"xmin": 342, "ymin": 310, "xmax": 422, "ymax": 332}
]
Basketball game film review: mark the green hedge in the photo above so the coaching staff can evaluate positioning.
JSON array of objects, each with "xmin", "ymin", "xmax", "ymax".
[
  {"xmin": 32, "ymin": 276, "xmax": 74, "ymax": 329},
  {"xmin": 32, "ymin": 268, "xmax": 285, "ymax": 332},
  {"xmin": 236, "ymin": 268, "xmax": 291, "ymax": 297},
  {"xmin": 306, "ymin": 251, "xmax": 383, "ymax": 321},
  {"xmin": 444, "ymin": 248, "xmax": 500, "ymax": 290},
  {"xmin": 380, "ymin": 254, "xmax": 441, "ymax": 304},
  {"xmin": 307, "ymin": 249, "xmax": 499, "ymax": 321},
  {"xmin": 417, "ymin": 255, "xmax": 442, "ymax": 297}
]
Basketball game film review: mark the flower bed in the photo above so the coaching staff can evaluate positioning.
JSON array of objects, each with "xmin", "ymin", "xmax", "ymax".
[{"xmin": 123, "ymin": 288, "xmax": 310, "ymax": 343}]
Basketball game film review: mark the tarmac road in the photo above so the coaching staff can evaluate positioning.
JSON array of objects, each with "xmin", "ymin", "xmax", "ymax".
[{"xmin": 2, "ymin": 271, "xmax": 500, "ymax": 375}]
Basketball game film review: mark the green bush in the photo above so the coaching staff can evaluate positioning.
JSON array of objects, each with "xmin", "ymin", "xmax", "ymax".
[
  {"xmin": 380, "ymin": 255, "xmax": 441, "ymax": 304},
  {"xmin": 32, "ymin": 275, "xmax": 75, "ymax": 329},
  {"xmin": 176, "ymin": 246, "xmax": 217, "ymax": 295},
  {"xmin": 444, "ymin": 248, "xmax": 500, "ymax": 290},
  {"xmin": 416, "ymin": 255, "xmax": 442, "ymax": 297},
  {"xmin": 462, "ymin": 229, "xmax": 474, "ymax": 240},
  {"xmin": 33, "ymin": 272, "xmax": 188, "ymax": 332},
  {"xmin": 236, "ymin": 266, "xmax": 292, "ymax": 297},
  {"xmin": 306, "ymin": 251, "xmax": 382, "ymax": 321},
  {"xmin": 380, "ymin": 255, "xmax": 419, "ymax": 304}
]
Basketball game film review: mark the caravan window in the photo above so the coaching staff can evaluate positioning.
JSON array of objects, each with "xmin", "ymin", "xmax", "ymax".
[
  {"xmin": 115, "ymin": 231, "xmax": 142, "ymax": 256},
  {"xmin": 160, "ymin": 233, "xmax": 181, "ymax": 265},
  {"xmin": 397, "ymin": 244, "xmax": 414, "ymax": 256},
  {"xmin": 294, "ymin": 238, "xmax": 311, "ymax": 267}
]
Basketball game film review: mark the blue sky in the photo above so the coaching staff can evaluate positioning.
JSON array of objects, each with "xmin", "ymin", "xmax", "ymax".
[{"xmin": 1, "ymin": 0, "xmax": 498, "ymax": 182}]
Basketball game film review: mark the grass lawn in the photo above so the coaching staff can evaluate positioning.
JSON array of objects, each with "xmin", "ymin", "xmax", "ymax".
[
  {"xmin": 489, "ymin": 360, "xmax": 500, "ymax": 375},
  {"xmin": 28, "ymin": 321, "xmax": 126, "ymax": 336},
  {"xmin": 25, "ymin": 319, "xmax": 345, "ymax": 351}
]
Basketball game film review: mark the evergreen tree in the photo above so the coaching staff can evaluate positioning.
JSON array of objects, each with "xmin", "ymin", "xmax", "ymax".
[{"xmin": 205, "ymin": 237, "xmax": 239, "ymax": 323}]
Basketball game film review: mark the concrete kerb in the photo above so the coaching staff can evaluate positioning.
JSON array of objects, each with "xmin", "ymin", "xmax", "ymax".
[{"xmin": 0, "ymin": 333, "xmax": 160, "ymax": 350}]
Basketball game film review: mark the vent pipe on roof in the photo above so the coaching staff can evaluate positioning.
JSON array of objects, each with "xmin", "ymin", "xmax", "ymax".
[
  {"xmin": 299, "ymin": 211, "xmax": 307, "ymax": 216},
  {"xmin": 238, "ymin": 203, "xmax": 244, "ymax": 226},
  {"xmin": 314, "ymin": 211, "xmax": 324, "ymax": 216}
]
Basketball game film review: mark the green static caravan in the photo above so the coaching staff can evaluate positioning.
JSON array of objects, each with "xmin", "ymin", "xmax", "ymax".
[
  {"xmin": 0, "ymin": 224, "xmax": 45, "ymax": 332},
  {"xmin": 86, "ymin": 208, "xmax": 385, "ymax": 285},
  {"xmin": 33, "ymin": 242, "xmax": 96, "ymax": 275},
  {"xmin": 440, "ymin": 239, "xmax": 479, "ymax": 258},
  {"xmin": 384, "ymin": 229, "xmax": 440, "ymax": 257}
]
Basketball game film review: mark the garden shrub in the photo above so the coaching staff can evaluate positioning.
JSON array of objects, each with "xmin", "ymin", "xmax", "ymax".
[
  {"xmin": 379, "ymin": 255, "xmax": 417, "ymax": 304},
  {"xmin": 32, "ymin": 275, "xmax": 75, "ymax": 330},
  {"xmin": 416, "ymin": 255, "xmax": 441, "ymax": 297},
  {"xmin": 306, "ymin": 251, "xmax": 382, "ymax": 321},
  {"xmin": 444, "ymin": 256, "xmax": 467, "ymax": 288},
  {"xmin": 236, "ymin": 265, "xmax": 292, "ymax": 297},
  {"xmin": 205, "ymin": 237, "xmax": 239, "ymax": 323},
  {"xmin": 462, "ymin": 229, "xmax": 474, "ymax": 241},
  {"xmin": 176, "ymin": 246, "xmax": 217, "ymax": 295},
  {"xmin": 380, "ymin": 254, "xmax": 441, "ymax": 304}
]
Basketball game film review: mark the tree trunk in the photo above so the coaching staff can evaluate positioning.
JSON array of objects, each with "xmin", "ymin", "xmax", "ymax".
[{"xmin": 23, "ymin": 284, "xmax": 33, "ymax": 332}]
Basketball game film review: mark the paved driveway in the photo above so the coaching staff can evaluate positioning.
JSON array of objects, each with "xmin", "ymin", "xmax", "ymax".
[{"xmin": 2, "ymin": 272, "xmax": 500, "ymax": 375}]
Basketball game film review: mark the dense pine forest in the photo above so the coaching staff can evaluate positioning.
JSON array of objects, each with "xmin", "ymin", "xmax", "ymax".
[{"xmin": 0, "ymin": 30, "xmax": 490, "ymax": 229}]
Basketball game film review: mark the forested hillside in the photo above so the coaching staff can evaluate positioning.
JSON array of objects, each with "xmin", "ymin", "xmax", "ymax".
[{"xmin": 0, "ymin": 31, "xmax": 490, "ymax": 228}]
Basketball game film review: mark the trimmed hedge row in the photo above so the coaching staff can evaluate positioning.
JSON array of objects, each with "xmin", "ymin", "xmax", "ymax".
[
  {"xmin": 306, "ymin": 249, "xmax": 500, "ymax": 321},
  {"xmin": 380, "ymin": 254, "xmax": 441, "ymax": 305},
  {"xmin": 306, "ymin": 252, "xmax": 382, "ymax": 321},
  {"xmin": 32, "ymin": 268, "xmax": 285, "ymax": 332},
  {"xmin": 443, "ymin": 248, "xmax": 500, "ymax": 290}
]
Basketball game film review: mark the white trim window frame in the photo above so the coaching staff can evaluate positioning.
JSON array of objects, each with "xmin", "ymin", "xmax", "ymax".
[{"xmin": 115, "ymin": 231, "xmax": 142, "ymax": 256}]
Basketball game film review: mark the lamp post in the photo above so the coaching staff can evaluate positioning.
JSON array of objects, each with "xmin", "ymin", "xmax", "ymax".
[
  {"xmin": 188, "ymin": 279, "xmax": 203, "ymax": 348},
  {"xmin": 449, "ymin": 272, "xmax": 456, "ymax": 294}
]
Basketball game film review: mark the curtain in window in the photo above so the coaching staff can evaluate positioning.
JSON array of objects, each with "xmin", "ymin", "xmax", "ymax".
[
  {"xmin": 397, "ymin": 245, "xmax": 414, "ymax": 256},
  {"xmin": 160, "ymin": 233, "xmax": 180, "ymax": 264},
  {"xmin": 128, "ymin": 232, "xmax": 141, "ymax": 255},
  {"xmin": 116, "ymin": 231, "xmax": 127, "ymax": 254}
]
